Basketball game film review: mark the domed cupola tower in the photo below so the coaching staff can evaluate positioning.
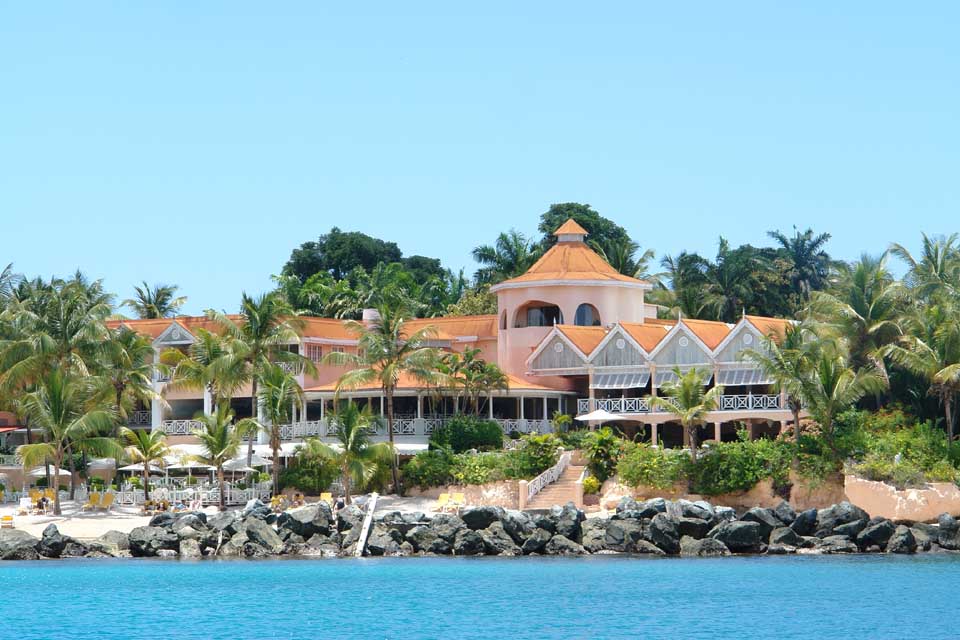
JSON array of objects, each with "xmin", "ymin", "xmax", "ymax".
[{"xmin": 490, "ymin": 219, "xmax": 653, "ymax": 380}]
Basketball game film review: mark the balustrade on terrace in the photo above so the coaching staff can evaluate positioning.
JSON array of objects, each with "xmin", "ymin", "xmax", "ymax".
[{"xmin": 576, "ymin": 393, "xmax": 783, "ymax": 416}]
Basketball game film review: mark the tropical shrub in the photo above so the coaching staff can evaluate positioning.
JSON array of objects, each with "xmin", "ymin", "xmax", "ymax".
[
  {"xmin": 278, "ymin": 461, "xmax": 338, "ymax": 494},
  {"xmin": 582, "ymin": 475, "xmax": 601, "ymax": 495},
  {"xmin": 617, "ymin": 443, "xmax": 688, "ymax": 489},
  {"xmin": 558, "ymin": 429, "xmax": 589, "ymax": 450},
  {"xmin": 430, "ymin": 416, "xmax": 504, "ymax": 452},
  {"xmin": 687, "ymin": 434, "xmax": 791, "ymax": 496},
  {"xmin": 502, "ymin": 433, "xmax": 561, "ymax": 478},
  {"xmin": 403, "ymin": 449, "xmax": 455, "ymax": 489},
  {"xmin": 452, "ymin": 452, "xmax": 506, "ymax": 485},
  {"xmin": 582, "ymin": 427, "xmax": 623, "ymax": 482},
  {"xmin": 89, "ymin": 477, "xmax": 105, "ymax": 489}
]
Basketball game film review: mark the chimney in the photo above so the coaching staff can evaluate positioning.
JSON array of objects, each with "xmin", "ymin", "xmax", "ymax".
[{"xmin": 362, "ymin": 308, "xmax": 381, "ymax": 325}]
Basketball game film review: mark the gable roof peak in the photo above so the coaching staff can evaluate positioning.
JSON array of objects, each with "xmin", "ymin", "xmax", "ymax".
[{"xmin": 553, "ymin": 218, "xmax": 589, "ymax": 238}]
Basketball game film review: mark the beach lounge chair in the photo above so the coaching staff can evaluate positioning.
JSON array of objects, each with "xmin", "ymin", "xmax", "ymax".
[
  {"xmin": 434, "ymin": 493, "xmax": 450, "ymax": 512},
  {"xmin": 450, "ymin": 493, "xmax": 466, "ymax": 514},
  {"xmin": 320, "ymin": 492, "xmax": 333, "ymax": 505},
  {"xmin": 0, "ymin": 515, "xmax": 13, "ymax": 529},
  {"xmin": 17, "ymin": 498, "xmax": 31, "ymax": 516},
  {"xmin": 81, "ymin": 493, "xmax": 101, "ymax": 512},
  {"xmin": 44, "ymin": 488, "xmax": 55, "ymax": 503},
  {"xmin": 98, "ymin": 493, "xmax": 115, "ymax": 512}
]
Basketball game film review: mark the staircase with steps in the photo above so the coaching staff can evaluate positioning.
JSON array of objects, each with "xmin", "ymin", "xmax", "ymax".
[{"xmin": 525, "ymin": 463, "xmax": 585, "ymax": 510}]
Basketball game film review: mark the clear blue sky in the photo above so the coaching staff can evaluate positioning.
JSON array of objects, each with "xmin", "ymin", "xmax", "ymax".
[{"xmin": 2, "ymin": 3, "xmax": 958, "ymax": 315}]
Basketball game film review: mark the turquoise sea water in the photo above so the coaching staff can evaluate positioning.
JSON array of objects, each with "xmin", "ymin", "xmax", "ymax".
[{"xmin": 2, "ymin": 555, "xmax": 958, "ymax": 639}]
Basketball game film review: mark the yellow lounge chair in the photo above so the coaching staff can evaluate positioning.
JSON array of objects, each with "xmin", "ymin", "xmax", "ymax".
[
  {"xmin": 320, "ymin": 492, "xmax": 333, "ymax": 504},
  {"xmin": 450, "ymin": 492, "xmax": 466, "ymax": 514},
  {"xmin": 0, "ymin": 490, "xmax": 4, "ymax": 504},
  {"xmin": 44, "ymin": 488, "xmax": 55, "ymax": 502},
  {"xmin": 434, "ymin": 493, "xmax": 450, "ymax": 512},
  {"xmin": 81, "ymin": 493, "xmax": 101, "ymax": 512},
  {"xmin": 0, "ymin": 515, "xmax": 13, "ymax": 529},
  {"xmin": 98, "ymin": 493, "xmax": 115, "ymax": 512}
]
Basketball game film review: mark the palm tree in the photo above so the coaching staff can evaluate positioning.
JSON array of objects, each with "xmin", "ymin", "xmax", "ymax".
[
  {"xmin": 890, "ymin": 233, "xmax": 960, "ymax": 300},
  {"xmin": 0, "ymin": 263, "xmax": 21, "ymax": 308},
  {"xmin": 472, "ymin": 230, "xmax": 541, "ymax": 285},
  {"xmin": 297, "ymin": 403, "xmax": 393, "ymax": 503},
  {"xmin": 120, "ymin": 427, "xmax": 170, "ymax": 501},
  {"xmin": 648, "ymin": 368, "xmax": 723, "ymax": 462},
  {"xmin": 593, "ymin": 238, "xmax": 659, "ymax": 281},
  {"xmin": 123, "ymin": 282, "xmax": 187, "ymax": 319},
  {"xmin": 800, "ymin": 341, "xmax": 886, "ymax": 457},
  {"xmin": 885, "ymin": 303, "xmax": 960, "ymax": 441},
  {"xmin": 15, "ymin": 371, "xmax": 120, "ymax": 515},
  {"xmin": 325, "ymin": 305, "xmax": 444, "ymax": 492},
  {"xmin": 163, "ymin": 328, "xmax": 247, "ymax": 412},
  {"xmin": 742, "ymin": 322, "xmax": 815, "ymax": 465},
  {"xmin": 191, "ymin": 405, "xmax": 255, "ymax": 511},
  {"xmin": 209, "ymin": 292, "xmax": 313, "ymax": 464},
  {"xmin": 654, "ymin": 252, "xmax": 711, "ymax": 319},
  {"xmin": 768, "ymin": 227, "xmax": 832, "ymax": 300},
  {"xmin": 257, "ymin": 364, "xmax": 304, "ymax": 493}
]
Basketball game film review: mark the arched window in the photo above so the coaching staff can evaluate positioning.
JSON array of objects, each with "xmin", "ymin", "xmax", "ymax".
[
  {"xmin": 500, "ymin": 311, "xmax": 507, "ymax": 330},
  {"xmin": 514, "ymin": 301, "xmax": 563, "ymax": 328},
  {"xmin": 574, "ymin": 303, "xmax": 601, "ymax": 327}
]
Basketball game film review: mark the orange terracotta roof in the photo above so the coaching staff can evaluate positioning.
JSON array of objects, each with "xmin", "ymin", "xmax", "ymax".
[
  {"xmin": 681, "ymin": 319, "xmax": 733, "ymax": 350},
  {"xmin": 553, "ymin": 218, "xmax": 589, "ymax": 236},
  {"xmin": 305, "ymin": 371, "xmax": 555, "ymax": 393},
  {"xmin": 298, "ymin": 317, "xmax": 361, "ymax": 340},
  {"xmin": 746, "ymin": 315, "xmax": 790, "ymax": 342},
  {"xmin": 107, "ymin": 316, "xmax": 244, "ymax": 340},
  {"xmin": 404, "ymin": 315, "xmax": 498, "ymax": 340},
  {"xmin": 495, "ymin": 241, "xmax": 648, "ymax": 287},
  {"xmin": 619, "ymin": 322, "xmax": 671, "ymax": 352},
  {"xmin": 555, "ymin": 325, "xmax": 608, "ymax": 355}
]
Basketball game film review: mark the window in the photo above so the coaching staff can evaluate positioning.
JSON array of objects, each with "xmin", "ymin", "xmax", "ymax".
[
  {"xmin": 514, "ymin": 302, "xmax": 563, "ymax": 328},
  {"xmin": 574, "ymin": 303, "xmax": 600, "ymax": 327},
  {"xmin": 500, "ymin": 311, "xmax": 507, "ymax": 330},
  {"xmin": 304, "ymin": 344, "xmax": 324, "ymax": 363},
  {"xmin": 331, "ymin": 346, "xmax": 345, "ymax": 354}
]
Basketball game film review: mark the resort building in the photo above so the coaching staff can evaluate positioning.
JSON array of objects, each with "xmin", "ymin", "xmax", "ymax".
[{"xmin": 0, "ymin": 220, "xmax": 795, "ymax": 463}]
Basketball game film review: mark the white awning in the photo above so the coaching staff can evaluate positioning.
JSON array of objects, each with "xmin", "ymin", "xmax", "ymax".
[
  {"xmin": 653, "ymin": 369, "xmax": 713, "ymax": 388},
  {"xmin": 716, "ymin": 367, "xmax": 773, "ymax": 386},
  {"xmin": 590, "ymin": 371, "xmax": 651, "ymax": 390}
]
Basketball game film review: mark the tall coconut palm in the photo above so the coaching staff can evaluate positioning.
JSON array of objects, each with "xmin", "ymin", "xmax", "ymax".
[
  {"xmin": 472, "ymin": 230, "xmax": 541, "ymax": 285},
  {"xmin": 885, "ymin": 303, "xmax": 960, "ymax": 441},
  {"xmin": 648, "ymin": 368, "xmax": 723, "ymax": 462},
  {"xmin": 768, "ymin": 227, "xmax": 832, "ymax": 300},
  {"xmin": 163, "ymin": 328, "xmax": 247, "ymax": 412},
  {"xmin": 191, "ymin": 405, "xmax": 254, "ymax": 511},
  {"xmin": 120, "ymin": 426, "xmax": 170, "ymax": 501},
  {"xmin": 297, "ymin": 403, "xmax": 393, "ymax": 503},
  {"xmin": 15, "ymin": 371, "xmax": 120, "ymax": 515},
  {"xmin": 257, "ymin": 363, "xmax": 304, "ymax": 492},
  {"xmin": 800, "ymin": 341, "xmax": 886, "ymax": 457},
  {"xmin": 325, "ymin": 305, "xmax": 444, "ymax": 492},
  {"xmin": 0, "ymin": 263, "xmax": 21, "ymax": 309},
  {"xmin": 209, "ymin": 292, "xmax": 313, "ymax": 464},
  {"xmin": 890, "ymin": 233, "xmax": 960, "ymax": 300},
  {"xmin": 123, "ymin": 282, "xmax": 187, "ymax": 319},
  {"xmin": 742, "ymin": 322, "xmax": 815, "ymax": 465}
]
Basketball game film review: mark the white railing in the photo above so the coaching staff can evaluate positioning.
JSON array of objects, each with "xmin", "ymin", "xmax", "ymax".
[
  {"xmin": 578, "ymin": 394, "xmax": 782, "ymax": 415},
  {"xmin": 526, "ymin": 450, "xmax": 571, "ymax": 503},
  {"xmin": 158, "ymin": 419, "xmax": 204, "ymax": 435},
  {"xmin": 272, "ymin": 416, "xmax": 555, "ymax": 441},
  {"xmin": 128, "ymin": 410, "xmax": 152, "ymax": 426},
  {"xmin": 0, "ymin": 455, "xmax": 16, "ymax": 466},
  {"xmin": 154, "ymin": 369, "xmax": 171, "ymax": 383}
]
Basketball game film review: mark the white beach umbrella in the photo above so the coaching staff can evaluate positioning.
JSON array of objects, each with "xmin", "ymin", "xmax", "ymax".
[
  {"xmin": 118, "ymin": 462, "xmax": 164, "ymax": 473},
  {"xmin": 575, "ymin": 409, "xmax": 627, "ymax": 422},
  {"xmin": 28, "ymin": 466, "xmax": 72, "ymax": 477},
  {"xmin": 223, "ymin": 459, "xmax": 256, "ymax": 473},
  {"xmin": 166, "ymin": 460, "xmax": 214, "ymax": 471},
  {"xmin": 86, "ymin": 458, "xmax": 117, "ymax": 471},
  {"xmin": 246, "ymin": 454, "xmax": 273, "ymax": 467}
]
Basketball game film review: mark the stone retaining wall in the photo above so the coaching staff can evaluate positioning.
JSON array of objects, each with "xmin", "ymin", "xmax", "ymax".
[{"xmin": 407, "ymin": 480, "xmax": 520, "ymax": 509}]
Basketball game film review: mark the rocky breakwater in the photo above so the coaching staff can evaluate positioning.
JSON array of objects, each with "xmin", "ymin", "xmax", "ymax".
[{"xmin": 3, "ymin": 498, "xmax": 959, "ymax": 560}]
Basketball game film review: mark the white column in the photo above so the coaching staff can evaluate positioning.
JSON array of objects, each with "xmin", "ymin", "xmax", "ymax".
[
  {"xmin": 488, "ymin": 394, "xmax": 494, "ymax": 419},
  {"xmin": 151, "ymin": 397, "xmax": 162, "ymax": 430},
  {"xmin": 519, "ymin": 396, "xmax": 525, "ymax": 420},
  {"xmin": 651, "ymin": 423, "xmax": 659, "ymax": 446},
  {"xmin": 203, "ymin": 389, "xmax": 212, "ymax": 415},
  {"xmin": 320, "ymin": 398, "xmax": 326, "ymax": 420},
  {"xmin": 543, "ymin": 396, "xmax": 548, "ymax": 421},
  {"xmin": 714, "ymin": 421, "xmax": 722, "ymax": 443},
  {"xmin": 416, "ymin": 395, "xmax": 422, "ymax": 419},
  {"xmin": 379, "ymin": 396, "xmax": 384, "ymax": 416}
]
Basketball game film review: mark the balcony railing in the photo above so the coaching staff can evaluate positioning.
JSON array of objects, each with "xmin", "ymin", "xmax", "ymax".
[
  {"xmin": 127, "ymin": 410, "xmax": 152, "ymax": 426},
  {"xmin": 577, "ymin": 394, "xmax": 783, "ymax": 416},
  {"xmin": 0, "ymin": 455, "xmax": 17, "ymax": 466},
  {"xmin": 157, "ymin": 420, "xmax": 204, "ymax": 435},
  {"xmin": 274, "ymin": 416, "xmax": 555, "ymax": 441}
]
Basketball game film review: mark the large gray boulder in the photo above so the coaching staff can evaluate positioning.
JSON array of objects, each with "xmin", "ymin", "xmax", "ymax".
[
  {"xmin": 0, "ymin": 530, "xmax": 39, "ymax": 560},
  {"xmin": 550, "ymin": 503, "xmax": 585, "ymax": 541},
  {"xmin": 887, "ymin": 525, "xmax": 918, "ymax": 554},
  {"xmin": 644, "ymin": 513, "xmax": 680, "ymax": 555},
  {"xmin": 937, "ymin": 513, "xmax": 960, "ymax": 550},
  {"xmin": 740, "ymin": 507, "xmax": 781, "ymax": 541},
  {"xmin": 337, "ymin": 504, "xmax": 365, "ymax": 533},
  {"xmin": 815, "ymin": 502, "xmax": 869, "ymax": 537},
  {"xmin": 429, "ymin": 514, "xmax": 466, "ymax": 542},
  {"xmin": 461, "ymin": 506, "xmax": 504, "ymax": 531},
  {"xmin": 770, "ymin": 527, "xmax": 802, "ymax": 547},
  {"xmin": 580, "ymin": 520, "xmax": 608, "ymax": 553},
  {"xmin": 678, "ymin": 499, "xmax": 714, "ymax": 522},
  {"xmin": 479, "ymin": 521, "xmax": 521, "ymax": 556},
  {"xmin": 501, "ymin": 510, "xmax": 534, "ymax": 545},
  {"xmin": 856, "ymin": 519, "xmax": 895, "ymax": 550},
  {"xmin": 452, "ymin": 529, "xmax": 485, "ymax": 555},
  {"xmin": 677, "ymin": 517, "xmax": 712, "ymax": 540},
  {"xmin": 790, "ymin": 508, "xmax": 818, "ymax": 536},
  {"xmin": 544, "ymin": 534, "xmax": 586, "ymax": 555},
  {"xmin": 245, "ymin": 518, "xmax": 284, "ymax": 555},
  {"xmin": 604, "ymin": 519, "xmax": 644, "ymax": 552},
  {"xmin": 179, "ymin": 538, "xmax": 203, "ymax": 558},
  {"xmin": 365, "ymin": 523, "xmax": 403, "ymax": 556},
  {"xmin": 773, "ymin": 500, "xmax": 797, "ymax": 525},
  {"xmin": 89, "ymin": 530, "xmax": 130, "ymax": 557},
  {"xmin": 709, "ymin": 521, "xmax": 762, "ymax": 553},
  {"xmin": 148, "ymin": 512, "xmax": 175, "ymax": 528},
  {"xmin": 277, "ymin": 503, "xmax": 334, "ymax": 539},
  {"xmin": 521, "ymin": 528, "xmax": 553, "ymax": 554},
  {"xmin": 911, "ymin": 523, "xmax": 937, "ymax": 551},
  {"xmin": 833, "ymin": 519, "xmax": 868, "ymax": 539},
  {"xmin": 714, "ymin": 506, "xmax": 737, "ymax": 523},
  {"xmin": 680, "ymin": 535, "xmax": 730, "ymax": 557},
  {"xmin": 129, "ymin": 526, "xmax": 179, "ymax": 557},
  {"xmin": 39, "ymin": 524, "xmax": 67, "ymax": 558},
  {"xmin": 406, "ymin": 525, "xmax": 451, "ymax": 554},
  {"xmin": 208, "ymin": 511, "xmax": 241, "ymax": 536},
  {"xmin": 815, "ymin": 535, "xmax": 859, "ymax": 554}
]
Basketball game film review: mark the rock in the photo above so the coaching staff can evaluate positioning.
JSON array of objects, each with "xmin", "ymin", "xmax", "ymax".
[
  {"xmin": 429, "ymin": 514, "xmax": 466, "ymax": 542},
  {"xmin": 156, "ymin": 549, "xmax": 178, "ymax": 559},
  {"xmin": 521, "ymin": 528, "xmax": 553, "ymax": 554},
  {"xmin": 910, "ymin": 524, "xmax": 935, "ymax": 551},
  {"xmin": 244, "ymin": 518, "xmax": 284, "ymax": 555},
  {"xmin": 148, "ymin": 512, "xmax": 175, "ymax": 528},
  {"xmin": 0, "ymin": 530, "xmax": 39, "ymax": 560},
  {"xmin": 501, "ymin": 510, "xmax": 534, "ymax": 545},
  {"xmin": 479, "ymin": 521, "xmax": 521, "ymax": 556},
  {"xmin": 833, "ymin": 519, "xmax": 868, "ymax": 539},
  {"xmin": 277, "ymin": 503, "xmax": 334, "ymax": 539},
  {"xmin": 815, "ymin": 502, "xmax": 869, "ymax": 537},
  {"xmin": 171, "ymin": 513, "xmax": 207, "ymax": 535},
  {"xmin": 631, "ymin": 540, "xmax": 667, "ymax": 555},
  {"xmin": 680, "ymin": 536, "xmax": 730, "ymax": 557},
  {"xmin": 365, "ymin": 523, "xmax": 403, "ymax": 556},
  {"xmin": 176, "ymin": 526, "xmax": 201, "ymax": 541},
  {"xmin": 89, "ymin": 530, "xmax": 129, "ymax": 557},
  {"xmin": 39, "ymin": 524, "xmax": 66, "ymax": 558},
  {"xmin": 856, "ymin": 519, "xmax": 896, "ymax": 550},
  {"xmin": 399, "ymin": 541, "xmax": 415, "ymax": 556},
  {"xmin": 816, "ymin": 535, "xmax": 859, "ymax": 554},
  {"xmin": 887, "ymin": 526, "xmax": 918, "ymax": 554},
  {"xmin": 740, "ymin": 507, "xmax": 781, "ymax": 540},
  {"xmin": 544, "ymin": 534, "xmax": 586, "ymax": 555},
  {"xmin": 768, "ymin": 527, "xmax": 801, "ymax": 546},
  {"xmin": 303, "ymin": 534, "xmax": 342, "ymax": 558},
  {"xmin": 580, "ymin": 520, "xmax": 608, "ymax": 553},
  {"xmin": 406, "ymin": 525, "xmax": 451, "ymax": 554},
  {"xmin": 616, "ymin": 497, "xmax": 640, "ymax": 513},
  {"xmin": 242, "ymin": 499, "xmax": 270, "ymax": 519},
  {"xmin": 604, "ymin": 519, "xmax": 644, "ymax": 552},
  {"xmin": 773, "ymin": 500, "xmax": 797, "ymax": 525},
  {"xmin": 179, "ymin": 538, "xmax": 203, "ymax": 558},
  {"xmin": 616, "ymin": 498, "xmax": 666, "ymax": 520},
  {"xmin": 461, "ymin": 506, "xmax": 504, "ymax": 531},
  {"xmin": 644, "ymin": 513, "xmax": 680, "ymax": 554},
  {"xmin": 208, "ymin": 511, "xmax": 240, "ymax": 535},
  {"xmin": 452, "ymin": 529, "xmax": 485, "ymax": 556},
  {"xmin": 128, "ymin": 526, "xmax": 179, "ymax": 557},
  {"xmin": 714, "ymin": 506, "xmax": 737, "ymax": 523},
  {"xmin": 677, "ymin": 517, "xmax": 712, "ymax": 540},
  {"xmin": 336, "ymin": 504, "xmax": 365, "ymax": 533},
  {"xmin": 550, "ymin": 503, "xmax": 585, "ymax": 541},
  {"xmin": 766, "ymin": 544, "xmax": 797, "ymax": 555},
  {"xmin": 790, "ymin": 508, "xmax": 818, "ymax": 536},
  {"xmin": 937, "ymin": 513, "xmax": 960, "ymax": 550},
  {"xmin": 709, "ymin": 521, "xmax": 762, "ymax": 553},
  {"xmin": 678, "ymin": 499, "xmax": 714, "ymax": 522},
  {"xmin": 378, "ymin": 511, "xmax": 424, "ymax": 536},
  {"xmin": 531, "ymin": 513, "xmax": 556, "ymax": 534},
  {"xmin": 218, "ymin": 531, "xmax": 249, "ymax": 556}
]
